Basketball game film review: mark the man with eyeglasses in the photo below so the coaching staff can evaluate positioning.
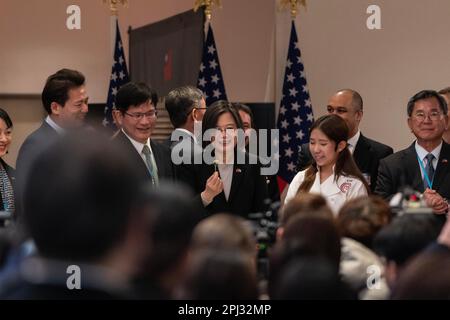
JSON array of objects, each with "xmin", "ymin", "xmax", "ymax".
[
  {"xmin": 376, "ymin": 90, "xmax": 450, "ymax": 217},
  {"xmin": 164, "ymin": 86, "xmax": 206, "ymax": 150},
  {"xmin": 112, "ymin": 82, "xmax": 175, "ymax": 186},
  {"xmin": 296, "ymin": 89, "xmax": 393, "ymax": 192}
]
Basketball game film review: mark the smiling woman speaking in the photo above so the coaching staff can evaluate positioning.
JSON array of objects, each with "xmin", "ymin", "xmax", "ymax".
[{"xmin": 285, "ymin": 114, "xmax": 369, "ymax": 215}]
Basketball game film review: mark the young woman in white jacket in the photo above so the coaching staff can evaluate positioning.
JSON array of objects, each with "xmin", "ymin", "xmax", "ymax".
[{"xmin": 285, "ymin": 114, "xmax": 369, "ymax": 215}]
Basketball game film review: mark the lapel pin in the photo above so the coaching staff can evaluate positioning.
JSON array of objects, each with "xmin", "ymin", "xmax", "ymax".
[
  {"xmin": 442, "ymin": 159, "xmax": 448, "ymax": 164},
  {"xmin": 235, "ymin": 168, "xmax": 242, "ymax": 173}
]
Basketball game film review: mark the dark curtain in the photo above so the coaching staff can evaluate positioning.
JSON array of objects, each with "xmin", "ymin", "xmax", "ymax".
[{"xmin": 129, "ymin": 9, "xmax": 204, "ymax": 97}]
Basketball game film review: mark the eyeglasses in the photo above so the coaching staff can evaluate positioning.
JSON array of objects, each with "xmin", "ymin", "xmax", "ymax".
[
  {"xmin": 124, "ymin": 110, "xmax": 158, "ymax": 120},
  {"xmin": 412, "ymin": 111, "xmax": 443, "ymax": 122}
]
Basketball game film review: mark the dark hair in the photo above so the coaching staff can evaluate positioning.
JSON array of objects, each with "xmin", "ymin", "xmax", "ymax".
[
  {"xmin": 41, "ymin": 69, "xmax": 85, "ymax": 114},
  {"xmin": 373, "ymin": 214, "xmax": 440, "ymax": 266},
  {"xmin": 271, "ymin": 256, "xmax": 356, "ymax": 300},
  {"xmin": 190, "ymin": 213, "xmax": 256, "ymax": 257},
  {"xmin": 269, "ymin": 216, "xmax": 342, "ymax": 297},
  {"xmin": 232, "ymin": 103, "xmax": 255, "ymax": 129},
  {"xmin": 137, "ymin": 182, "xmax": 202, "ymax": 280},
  {"xmin": 165, "ymin": 86, "xmax": 204, "ymax": 128},
  {"xmin": 337, "ymin": 89, "xmax": 363, "ymax": 112},
  {"xmin": 0, "ymin": 108, "xmax": 13, "ymax": 128},
  {"xmin": 23, "ymin": 133, "xmax": 142, "ymax": 261},
  {"xmin": 407, "ymin": 90, "xmax": 448, "ymax": 117},
  {"xmin": 279, "ymin": 193, "xmax": 333, "ymax": 226},
  {"xmin": 201, "ymin": 100, "xmax": 244, "ymax": 149},
  {"xmin": 181, "ymin": 249, "xmax": 258, "ymax": 300},
  {"xmin": 115, "ymin": 82, "xmax": 158, "ymax": 113},
  {"xmin": 297, "ymin": 114, "xmax": 369, "ymax": 194},
  {"xmin": 337, "ymin": 195, "xmax": 391, "ymax": 249}
]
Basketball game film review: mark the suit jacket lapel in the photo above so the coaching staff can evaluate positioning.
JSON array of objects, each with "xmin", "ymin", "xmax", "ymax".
[
  {"xmin": 403, "ymin": 143, "xmax": 424, "ymax": 192},
  {"xmin": 117, "ymin": 131, "xmax": 151, "ymax": 179},
  {"xmin": 432, "ymin": 141, "xmax": 450, "ymax": 190}
]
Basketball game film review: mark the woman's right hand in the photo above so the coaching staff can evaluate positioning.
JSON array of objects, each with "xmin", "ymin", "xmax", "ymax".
[{"xmin": 201, "ymin": 171, "xmax": 223, "ymax": 204}]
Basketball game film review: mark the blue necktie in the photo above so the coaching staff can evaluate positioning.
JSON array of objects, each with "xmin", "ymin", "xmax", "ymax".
[{"xmin": 423, "ymin": 153, "xmax": 435, "ymax": 189}]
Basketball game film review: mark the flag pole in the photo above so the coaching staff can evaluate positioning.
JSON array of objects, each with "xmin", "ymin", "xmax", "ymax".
[{"xmin": 103, "ymin": 0, "xmax": 129, "ymax": 56}]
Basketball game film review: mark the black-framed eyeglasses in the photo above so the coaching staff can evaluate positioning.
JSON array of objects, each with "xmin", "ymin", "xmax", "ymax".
[{"xmin": 124, "ymin": 110, "xmax": 158, "ymax": 120}]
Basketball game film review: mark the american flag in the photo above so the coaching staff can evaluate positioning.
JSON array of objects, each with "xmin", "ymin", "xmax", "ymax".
[
  {"xmin": 103, "ymin": 20, "xmax": 130, "ymax": 129},
  {"xmin": 276, "ymin": 21, "xmax": 314, "ymax": 191},
  {"xmin": 197, "ymin": 24, "xmax": 227, "ymax": 106}
]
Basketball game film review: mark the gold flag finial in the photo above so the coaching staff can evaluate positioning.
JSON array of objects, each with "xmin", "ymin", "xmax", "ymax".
[
  {"xmin": 103, "ymin": 0, "xmax": 129, "ymax": 16},
  {"xmin": 279, "ymin": 0, "xmax": 307, "ymax": 19},
  {"xmin": 193, "ymin": 0, "xmax": 222, "ymax": 21}
]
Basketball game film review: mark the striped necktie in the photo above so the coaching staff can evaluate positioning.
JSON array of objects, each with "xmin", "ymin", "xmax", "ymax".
[{"xmin": 423, "ymin": 153, "xmax": 435, "ymax": 189}]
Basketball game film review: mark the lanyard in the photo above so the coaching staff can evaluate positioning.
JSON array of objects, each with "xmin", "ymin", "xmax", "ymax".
[{"xmin": 417, "ymin": 154, "xmax": 434, "ymax": 189}]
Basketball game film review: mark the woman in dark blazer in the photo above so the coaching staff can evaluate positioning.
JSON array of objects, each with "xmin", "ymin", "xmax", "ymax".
[
  {"xmin": 0, "ymin": 108, "xmax": 15, "ymax": 214},
  {"xmin": 178, "ymin": 101, "xmax": 268, "ymax": 218}
]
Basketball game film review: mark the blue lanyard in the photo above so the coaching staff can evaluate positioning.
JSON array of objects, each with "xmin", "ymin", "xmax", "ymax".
[{"xmin": 417, "ymin": 154, "xmax": 433, "ymax": 189}]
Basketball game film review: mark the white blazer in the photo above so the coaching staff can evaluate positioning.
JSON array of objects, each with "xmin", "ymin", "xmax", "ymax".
[{"xmin": 285, "ymin": 169, "xmax": 368, "ymax": 215}]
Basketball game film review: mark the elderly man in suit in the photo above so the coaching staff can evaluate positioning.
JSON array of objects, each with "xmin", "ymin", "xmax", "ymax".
[
  {"xmin": 376, "ymin": 90, "xmax": 449, "ymax": 216},
  {"xmin": 297, "ymin": 89, "xmax": 393, "ymax": 192},
  {"xmin": 112, "ymin": 82, "xmax": 175, "ymax": 186}
]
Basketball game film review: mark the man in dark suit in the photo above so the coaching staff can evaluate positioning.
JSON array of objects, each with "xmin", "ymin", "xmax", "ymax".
[
  {"xmin": 111, "ymin": 82, "xmax": 175, "ymax": 186},
  {"xmin": 297, "ymin": 89, "xmax": 393, "ymax": 192},
  {"xmin": 164, "ymin": 86, "xmax": 206, "ymax": 148},
  {"xmin": 376, "ymin": 90, "xmax": 449, "ymax": 216},
  {"xmin": 16, "ymin": 69, "xmax": 89, "ymax": 214}
]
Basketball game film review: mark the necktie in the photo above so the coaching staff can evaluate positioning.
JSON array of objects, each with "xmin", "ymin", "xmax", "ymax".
[
  {"xmin": 423, "ymin": 153, "xmax": 435, "ymax": 189},
  {"xmin": 0, "ymin": 167, "xmax": 15, "ymax": 212},
  {"xmin": 142, "ymin": 145, "xmax": 159, "ymax": 186}
]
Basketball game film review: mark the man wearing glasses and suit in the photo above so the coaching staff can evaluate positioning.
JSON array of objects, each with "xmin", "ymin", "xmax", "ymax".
[
  {"xmin": 376, "ymin": 90, "xmax": 450, "ymax": 218},
  {"xmin": 112, "ymin": 82, "xmax": 175, "ymax": 186}
]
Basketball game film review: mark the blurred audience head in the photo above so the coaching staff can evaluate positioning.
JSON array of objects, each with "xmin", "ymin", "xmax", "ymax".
[
  {"xmin": 373, "ymin": 214, "xmax": 440, "ymax": 289},
  {"xmin": 337, "ymin": 195, "xmax": 391, "ymax": 249}
]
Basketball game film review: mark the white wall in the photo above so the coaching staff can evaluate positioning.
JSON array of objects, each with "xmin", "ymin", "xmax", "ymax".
[{"xmin": 1, "ymin": 0, "xmax": 450, "ymax": 165}]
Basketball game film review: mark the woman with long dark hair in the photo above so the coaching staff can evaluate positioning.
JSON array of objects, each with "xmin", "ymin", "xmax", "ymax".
[
  {"xmin": 285, "ymin": 114, "xmax": 369, "ymax": 214},
  {"xmin": 178, "ymin": 100, "xmax": 268, "ymax": 218}
]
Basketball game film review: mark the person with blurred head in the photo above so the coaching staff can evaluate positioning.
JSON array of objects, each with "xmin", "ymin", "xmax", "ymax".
[
  {"xmin": 438, "ymin": 87, "xmax": 450, "ymax": 144},
  {"xmin": 16, "ymin": 69, "xmax": 89, "ymax": 214},
  {"xmin": 376, "ymin": 90, "xmax": 450, "ymax": 218},
  {"xmin": 0, "ymin": 109, "xmax": 15, "ymax": 216},
  {"xmin": 132, "ymin": 182, "xmax": 203, "ymax": 299},
  {"xmin": 269, "ymin": 215, "xmax": 355, "ymax": 299},
  {"xmin": 177, "ymin": 100, "xmax": 268, "ymax": 218},
  {"xmin": 164, "ymin": 86, "xmax": 206, "ymax": 148},
  {"xmin": 297, "ymin": 89, "xmax": 393, "ymax": 192},
  {"xmin": 337, "ymin": 196, "xmax": 392, "ymax": 299},
  {"xmin": 277, "ymin": 193, "xmax": 333, "ymax": 241},
  {"xmin": 285, "ymin": 114, "xmax": 369, "ymax": 215},
  {"xmin": 0, "ymin": 133, "xmax": 150, "ymax": 299},
  {"xmin": 112, "ymin": 82, "xmax": 175, "ymax": 187}
]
